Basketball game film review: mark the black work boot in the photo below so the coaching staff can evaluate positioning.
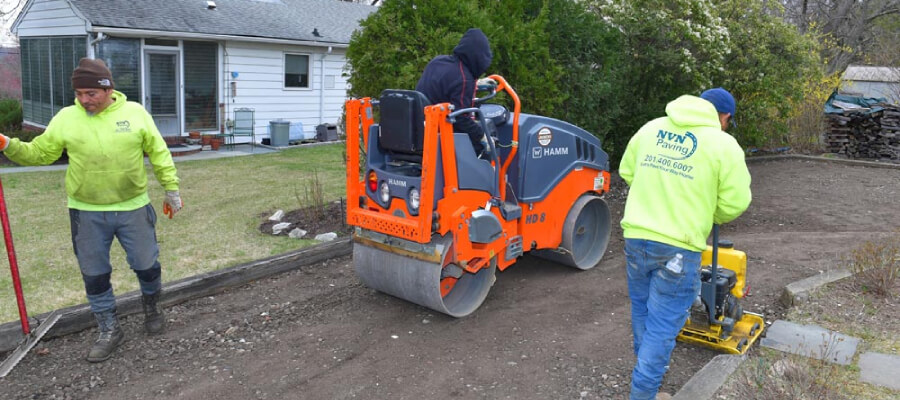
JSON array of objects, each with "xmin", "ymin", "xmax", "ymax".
[
  {"xmin": 86, "ymin": 309, "xmax": 124, "ymax": 363},
  {"xmin": 142, "ymin": 291, "xmax": 165, "ymax": 335}
]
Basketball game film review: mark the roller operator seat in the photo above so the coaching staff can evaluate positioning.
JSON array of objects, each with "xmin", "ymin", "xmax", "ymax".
[{"xmin": 377, "ymin": 90, "xmax": 431, "ymax": 163}]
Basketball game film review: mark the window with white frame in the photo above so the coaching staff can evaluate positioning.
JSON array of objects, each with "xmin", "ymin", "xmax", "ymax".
[{"xmin": 284, "ymin": 53, "xmax": 310, "ymax": 89}]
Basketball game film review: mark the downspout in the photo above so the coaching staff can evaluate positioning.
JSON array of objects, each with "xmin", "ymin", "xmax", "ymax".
[
  {"xmin": 88, "ymin": 32, "xmax": 106, "ymax": 58},
  {"xmin": 318, "ymin": 45, "xmax": 332, "ymax": 125}
]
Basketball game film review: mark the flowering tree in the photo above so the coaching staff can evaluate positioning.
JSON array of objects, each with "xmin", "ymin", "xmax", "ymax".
[
  {"xmin": 714, "ymin": 0, "xmax": 823, "ymax": 148},
  {"xmin": 591, "ymin": 0, "xmax": 731, "ymax": 156}
]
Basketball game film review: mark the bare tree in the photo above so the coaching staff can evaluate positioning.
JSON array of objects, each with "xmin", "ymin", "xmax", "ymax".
[
  {"xmin": 1, "ymin": 0, "xmax": 27, "ymax": 46},
  {"xmin": 780, "ymin": 0, "xmax": 900, "ymax": 73}
]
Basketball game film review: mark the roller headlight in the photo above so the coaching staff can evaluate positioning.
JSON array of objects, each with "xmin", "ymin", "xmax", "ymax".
[
  {"xmin": 379, "ymin": 181, "xmax": 390, "ymax": 204},
  {"xmin": 408, "ymin": 187, "xmax": 420, "ymax": 212}
]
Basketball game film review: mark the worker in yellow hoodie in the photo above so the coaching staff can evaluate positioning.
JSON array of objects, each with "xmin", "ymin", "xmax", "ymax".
[
  {"xmin": 0, "ymin": 58, "xmax": 182, "ymax": 363},
  {"xmin": 619, "ymin": 88, "xmax": 751, "ymax": 400}
]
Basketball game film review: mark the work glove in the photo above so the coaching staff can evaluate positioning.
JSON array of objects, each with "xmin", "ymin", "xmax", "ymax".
[
  {"xmin": 163, "ymin": 191, "xmax": 183, "ymax": 219},
  {"xmin": 0, "ymin": 133, "xmax": 9, "ymax": 151}
]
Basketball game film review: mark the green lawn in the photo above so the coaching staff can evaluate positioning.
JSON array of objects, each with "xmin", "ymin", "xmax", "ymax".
[{"xmin": 0, "ymin": 143, "xmax": 347, "ymax": 324}]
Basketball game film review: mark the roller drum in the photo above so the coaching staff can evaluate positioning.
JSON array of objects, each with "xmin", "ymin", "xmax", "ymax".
[
  {"xmin": 353, "ymin": 235, "xmax": 496, "ymax": 318},
  {"xmin": 534, "ymin": 195, "xmax": 612, "ymax": 270}
]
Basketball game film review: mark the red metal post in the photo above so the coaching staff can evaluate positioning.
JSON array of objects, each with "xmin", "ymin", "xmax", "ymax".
[{"xmin": 0, "ymin": 176, "xmax": 30, "ymax": 335}]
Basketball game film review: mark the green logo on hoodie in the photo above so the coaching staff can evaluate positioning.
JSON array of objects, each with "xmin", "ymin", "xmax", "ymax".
[
  {"xmin": 115, "ymin": 120, "xmax": 131, "ymax": 133},
  {"xmin": 656, "ymin": 130, "xmax": 697, "ymax": 160}
]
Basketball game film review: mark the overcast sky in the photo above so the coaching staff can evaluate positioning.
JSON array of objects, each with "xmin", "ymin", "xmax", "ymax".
[{"xmin": 1, "ymin": 0, "xmax": 25, "ymax": 47}]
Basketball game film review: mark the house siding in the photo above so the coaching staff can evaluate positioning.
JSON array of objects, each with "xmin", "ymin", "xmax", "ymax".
[
  {"xmin": 223, "ymin": 41, "xmax": 349, "ymax": 140},
  {"xmin": 15, "ymin": 0, "xmax": 87, "ymax": 37}
]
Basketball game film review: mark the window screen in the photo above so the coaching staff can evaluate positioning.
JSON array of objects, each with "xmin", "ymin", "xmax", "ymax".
[
  {"xmin": 183, "ymin": 41, "xmax": 218, "ymax": 131},
  {"xmin": 284, "ymin": 54, "xmax": 309, "ymax": 88},
  {"xmin": 97, "ymin": 37, "xmax": 141, "ymax": 103},
  {"xmin": 51, "ymin": 38, "xmax": 82, "ymax": 114},
  {"xmin": 20, "ymin": 37, "xmax": 86, "ymax": 126},
  {"xmin": 147, "ymin": 53, "xmax": 177, "ymax": 115}
]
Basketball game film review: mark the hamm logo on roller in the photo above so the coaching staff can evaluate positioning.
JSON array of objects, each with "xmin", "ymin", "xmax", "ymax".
[{"xmin": 656, "ymin": 130, "xmax": 697, "ymax": 160}]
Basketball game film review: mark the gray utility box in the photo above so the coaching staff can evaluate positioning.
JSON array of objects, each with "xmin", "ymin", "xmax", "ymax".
[
  {"xmin": 316, "ymin": 123, "xmax": 338, "ymax": 142},
  {"xmin": 269, "ymin": 120, "xmax": 291, "ymax": 147}
]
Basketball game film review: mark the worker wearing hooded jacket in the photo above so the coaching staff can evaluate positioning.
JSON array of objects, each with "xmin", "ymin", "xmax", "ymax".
[
  {"xmin": 416, "ymin": 28, "xmax": 493, "ymax": 155},
  {"xmin": 0, "ymin": 58, "xmax": 182, "ymax": 363},
  {"xmin": 619, "ymin": 88, "xmax": 751, "ymax": 400}
]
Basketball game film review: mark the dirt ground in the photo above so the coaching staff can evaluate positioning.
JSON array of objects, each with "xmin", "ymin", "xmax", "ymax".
[{"xmin": 1, "ymin": 158, "xmax": 898, "ymax": 400}]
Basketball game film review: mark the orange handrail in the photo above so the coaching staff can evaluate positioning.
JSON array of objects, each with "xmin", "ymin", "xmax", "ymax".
[
  {"xmin": 344, "ymin": 99, "xmax": 362, "ymax": 226},
  {"xmin": 487, "ymin": 74, "xmax": 520, "ymax": 203},
  {"xmin": 360, "ymin": 97, "xmax": 374, "ymax": 150}
]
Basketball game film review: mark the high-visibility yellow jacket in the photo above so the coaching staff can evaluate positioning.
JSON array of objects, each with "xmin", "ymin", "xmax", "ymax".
[
  {"xmin": 619, "ymin": 95, "xmax": 751, "ymax": 251},
  {"xmin": 5, "ymin": 91, "xmax": 179, "ymax": 211}
]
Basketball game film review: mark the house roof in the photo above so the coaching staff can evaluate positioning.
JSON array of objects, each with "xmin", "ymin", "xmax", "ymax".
[
  {"xmin": 67, "ymin": 0, "xmax": 376, "ymax": 45},
  {"xmin": 842, "ymin": 65, "xmax": 900, "ymax": 83}
]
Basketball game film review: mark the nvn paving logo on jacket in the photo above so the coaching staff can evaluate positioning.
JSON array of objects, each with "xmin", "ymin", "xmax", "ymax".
[{"xmin": 655, "ymin": 129, "xmax": 697, "ymax": 160}]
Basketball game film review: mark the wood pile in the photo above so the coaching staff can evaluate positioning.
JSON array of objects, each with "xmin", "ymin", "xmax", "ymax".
[{"xmin": 824, "ymin": 103, "xmax": 900, "ymax": 161}]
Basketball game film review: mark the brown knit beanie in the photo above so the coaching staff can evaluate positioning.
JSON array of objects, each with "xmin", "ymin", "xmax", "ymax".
[{"xmin": 71, "ymin": 58, "xmax": 114, "ymax": 89}]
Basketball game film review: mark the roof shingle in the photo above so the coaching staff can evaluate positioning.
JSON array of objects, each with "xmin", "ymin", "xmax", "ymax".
[{"xmin": 69, "ymin": 0, "xmax": 376, "ymax": 44}]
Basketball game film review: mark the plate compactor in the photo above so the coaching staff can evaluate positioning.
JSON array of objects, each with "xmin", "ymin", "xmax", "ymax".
[
  {"xmin": 677, "ymin": 225, "xmax": 765, "ymax": 354},
  {"xmin": 344, "ymin": 75, "xmax": 613, "ymax": 317}
]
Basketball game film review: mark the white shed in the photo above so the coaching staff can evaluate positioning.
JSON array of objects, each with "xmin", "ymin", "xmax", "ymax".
[
  {"xmin": 12, "ymin": 0, "xmax": 376, "ymax": 141},
  {"xmin": 840, "ymin": 65, "xmax": 900, "ymax": 105}
]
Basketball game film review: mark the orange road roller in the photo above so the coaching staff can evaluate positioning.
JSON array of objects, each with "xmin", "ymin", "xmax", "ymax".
[{"xmin": 344, "ymin": 75, "xmax": 612, "ymax": 317}]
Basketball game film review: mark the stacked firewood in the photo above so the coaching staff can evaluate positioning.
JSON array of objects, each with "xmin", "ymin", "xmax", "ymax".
[{"xmin": 824, "ymin": 104, "xmax": 900, "ymax": 161}]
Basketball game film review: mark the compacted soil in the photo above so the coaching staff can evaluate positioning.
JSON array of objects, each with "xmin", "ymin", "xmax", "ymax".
[{"xmin": 1, "ymin": 158, "xmax": 898, "ymax": 400}]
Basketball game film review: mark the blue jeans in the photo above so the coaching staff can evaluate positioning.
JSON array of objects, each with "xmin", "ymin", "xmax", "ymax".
[
  {"xmin": 69, "ymin": 204, "xmax": 161, "ymax": 314},
  {"xmin": 625, "ymin": 239, "xmax": 701, "ymax": 400}
]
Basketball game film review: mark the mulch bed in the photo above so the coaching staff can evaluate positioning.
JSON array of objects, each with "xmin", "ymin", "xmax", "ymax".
[{"xmin": 258, "ymin": 200, "xmax": 353, "ymax": 237}]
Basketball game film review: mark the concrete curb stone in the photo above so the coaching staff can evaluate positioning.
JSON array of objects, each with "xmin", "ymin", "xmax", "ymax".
[
  {"xmin": 780, "ymin": 269, "xmax": 852, "ymax": 307},
  {"xmin": 780, "ymin": 269, "xmax": 851, "ymax": 307},
  {"xmin": 858, "ymin": 352, "xmax": 900, "ymax": 390},
  {"xmin": 760, "ymin": 320, "xmax": 861, "ymax": 365},
  {"xmin": 672, "ymin": 354, "xmax": 744, "ymax": 400}
]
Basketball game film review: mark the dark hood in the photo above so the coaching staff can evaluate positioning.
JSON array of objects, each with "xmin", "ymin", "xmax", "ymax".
[{"xmin": 453, "ymin": 28, "xmax": 492, "ymax": 77}]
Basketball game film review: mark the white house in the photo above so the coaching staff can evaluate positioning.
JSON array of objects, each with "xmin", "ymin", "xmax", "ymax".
[
  {"xmin": 840, "ymin": 65, "xmax": 900, "ymax": 105},
  {"xmin": 12, "ymin": 0, "xmax": 376, "ymax": 141}
]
